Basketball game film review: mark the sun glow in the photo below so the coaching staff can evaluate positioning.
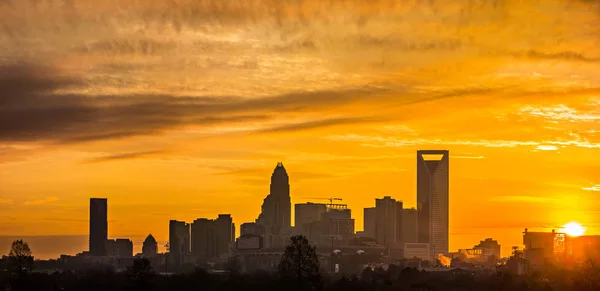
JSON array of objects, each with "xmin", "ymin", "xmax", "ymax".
[{"xmin": 560, "ymin": 222, "xmax": 587, "ymax": 237}]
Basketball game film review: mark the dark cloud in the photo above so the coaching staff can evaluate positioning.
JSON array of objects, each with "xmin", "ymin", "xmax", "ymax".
[
  {"xmin": 0, "ymin": 64, "xmax": 387, "ymax": 143},
  {"xmin": 512, "ymin": 50, "xmax": 600, "ymax": 63},
  {"xmin": 255, "ymin": 117, "xmax": 385, "ymax": 134},
  {"xmin": 83, "ymin": 150, "xmax": 166, "ymax": 164}
]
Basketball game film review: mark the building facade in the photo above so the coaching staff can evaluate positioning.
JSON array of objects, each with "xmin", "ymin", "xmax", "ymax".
[
  {"xmin": 375, "ymin": 196, "xmax": 403, "ymax": 247},
  {"xmin": 106, "ymin": 238, "xmax": 133, "ymax": 258},
  {"xmin": 416, "ymin": 150, "xmax": 449, "ymax": 256},
  {"xmin": 402, "ymin": 208, "xmax": 418, "ymax": 243},
  {"xmin": 169, "ymin": 220, "xmax": 190, "ymax": 266},
  {"xmin": 363, "ymin": 207, "xmax": 377, "ymax": 240},
  {"xmin": 89, "ymin": 198, "xmax": 108, "ymax": 256},
  {"xmin": 191, "ymin": 214, "xmax": 235, "ymax": 263},
  {"xmin": 240, "ymin": 222, "xmax": 265, "ymax": 236},
  {"xmin": 295, "ymin": 203, "xmax": 327, "ymax": 237},
  {"xmin": 142, "ymin": 234, "xmax": 158, "ymax": 257}
]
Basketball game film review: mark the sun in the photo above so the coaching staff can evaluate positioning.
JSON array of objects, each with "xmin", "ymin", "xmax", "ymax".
[{"xmin": 560, "ymin": 222, "xmax": 587, "ymax": 237}]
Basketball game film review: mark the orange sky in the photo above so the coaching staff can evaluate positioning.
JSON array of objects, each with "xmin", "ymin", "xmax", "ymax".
[{"xmin": 0, "ymin": 0, "xmax": 599, "ymax": 258}]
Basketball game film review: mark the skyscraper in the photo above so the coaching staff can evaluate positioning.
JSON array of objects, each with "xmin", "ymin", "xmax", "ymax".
[
  {"xmin": 106, "ymin": 238, "xmax": 133, "ymax": 258},
  {"xmin": 215, "ymin": 214, "xmax": 234, "ymax": 257},
  {"xmin": 191, "ymin": 214, "xmax": 234, "ymax": 262},
  {"xmin": 191, "ymin": 218, "xmax": 216, "ymax": 261},
  {"xmin": 256, "ymin": 162, "xmax": 291, "ymax": 234},
  {"xmin": 169, "ymin": 220, "xmax": 190, "ymax": 266},
  {"xmin": 89, "ymin": 198, "xmax": 108, "ymax": 256},
  {"xmin": 402, "ymin": 208, "xmax": 418, "ymax": 243},
  {"xmin": 375, "ymin": 196, "xmax": 403, "ymax": 247},
  {"xmin": 320, "ymin": 208, "xmax": 354, "ymax": 239},
  {"xmin": 363, "ymin": 207, "xmax": 377, "ymax": 239},
  {"xmin": 416, "ymin": 150, "xmax": 449, "ymax": 256},
  {"xmin": 295, "ymin": 203, "xmax": 327, "ymax": 236}
]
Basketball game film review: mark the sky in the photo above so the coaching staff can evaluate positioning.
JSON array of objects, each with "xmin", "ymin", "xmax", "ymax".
[{"xmin": 0, "ymin": 0, "xmax": 599, "ymax": 259}]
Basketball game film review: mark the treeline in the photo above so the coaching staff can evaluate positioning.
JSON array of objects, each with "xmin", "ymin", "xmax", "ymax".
[
  {"xmin": 2, "ymin": 236, "xmax": 599, "ymax": 291},
  {"xmin": 1, "ymin": 263, "xmax": 598, "ymax": 291}
]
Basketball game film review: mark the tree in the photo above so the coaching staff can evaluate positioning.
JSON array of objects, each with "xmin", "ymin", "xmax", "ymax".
[
  {"xmin": 7, "ymin": 240, "xmax": 34, "ymax": 276},
  {"xmin": 278, "ymin": 235, "xmax": 321, "ymax": 289},
  {"xmin": 127, "ymin": 258, "xmax": 154, "ymax": 282}
]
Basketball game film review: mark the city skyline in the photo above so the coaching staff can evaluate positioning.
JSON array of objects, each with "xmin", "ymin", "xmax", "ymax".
[
  {"xmin": 1, "ymin": 0, "xmax": 599, "ymax": 261},
  {"xmin": 2, "ymin": 157, "xmax": 595, "ymax": 260}
]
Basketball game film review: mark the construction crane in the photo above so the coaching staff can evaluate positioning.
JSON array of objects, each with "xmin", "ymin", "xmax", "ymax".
[{"xmin": 302, "ymin": 197, "xmax": 345, "ymax": 209}]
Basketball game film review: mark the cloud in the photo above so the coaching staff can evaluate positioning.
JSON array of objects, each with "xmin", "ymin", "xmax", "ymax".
[
  {"xmin": 519, "ymin": 105, "xmax": 600, "ymax": 122},
  {"xmin": 0, "ymin": 199, "xmax": 14, "ymax": 205},
  {"xmin": 24, "ymin": 197, "xmax": 59, "ymax": 206},
  {"xmin": 452, "ymin": 154, "xmax": 485, "ymax": 159},
  {"xmin": 583, "ymin": 184, "xmax": 600, "ymax": 192},
  {"xmin": 490, "ymin": 196, "xmax": 557, "ymax": 203},
  {"xmin": 536, "ymin": 145, "xmax": 559, "ymax": 151},
  {"xmin": 0, "ymin": 63, "xmax": 390, "ymax": 143},
  {"xmin": 255, "ymin": 116, "xmax": 384, "ymax": 134},
  {"xmin": 83, "ymin": 150, "xmax": 167, "ymax": 164},
  {"xmin": 327, "ymin": 134, "xmax": 600, "ymax": 150}
]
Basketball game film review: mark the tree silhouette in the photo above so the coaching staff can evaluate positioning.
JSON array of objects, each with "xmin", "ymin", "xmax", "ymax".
[
  {"xmin": 127, "ymin": 257, "xmax": 154, "ymax": 290},
  {"xmin": 7, "ymin": 239, "xmax": 34, "ymax": 276},
  {"xmin": 278, "ymin": 235, "xmax": 321, "ymax": 289}
]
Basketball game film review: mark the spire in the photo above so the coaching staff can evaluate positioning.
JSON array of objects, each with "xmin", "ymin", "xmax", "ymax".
[{"xmin": 272, "ymin": 162, "xmax": 288, "ymax": 177}]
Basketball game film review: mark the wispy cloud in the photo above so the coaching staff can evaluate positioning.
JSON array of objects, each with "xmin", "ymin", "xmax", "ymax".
[
  {"xmin": 536, "ymin": 145, "xmax": 559, "ymax": 151},
  {"xmin": 255, "ymin": 116, "xmax": 385, "ymax": 134},
  {"xmin": 0, "ymin": 199, "xmax": 14, "ymax": 205},
  {"xmin": 519, "ymin": 105, "xmax": 600, "ymax": 122},
  {"xmin": 490, "ymin": 196, "xmax": 557, "ymax": 203},
  {"xmin": 327, "ymin": 134, "xmax": 600, "ymax": 150},
  {"xmin": 583, "ymin": 184, "xmax": 600, "ymax": 192},
  {"xmin": 24, "ymin": 197, "xmax": 58, "ymax": 206},
  {"xmin": 83, "ymin": 150, "xmax": 166, "ymax": 164},
  {"xmin": 452, "ymin": 154, "xmax": 485, "ymax": 160}
]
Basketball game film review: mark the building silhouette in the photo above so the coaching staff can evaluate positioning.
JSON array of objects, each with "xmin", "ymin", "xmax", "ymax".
[
  {"xmin": 240, "ymin": 222, "xmax": 265, "ymax": 236},
  {"xmin": 169, "ymin": 220, "xmax": 190, "ymax": 266},
  {"xmin": 106, "ymin": 238, "xmax": 133, "ymax": 258},
  {"xmin": 402, "ymin": 208, "xmax": 418, "ymax": 243},
  {"xmin": 375, "ymin": 196, "xmax": 403, "ymax": 247},
  {"xmin": 295, "ymin": 202, "xmax": 327, "ymax": 237},
  {"xmin": 363, "ymin": 207, "xmax": 377, "ymax": 239},
  {"xmin": 191, "ymin": 215, "xmax": 235, "ymax": 263},
  {"xmin": 89, "ymin": 198, "xmax": 108, "ymax": 256},
  {"xmin": 416, "ymin": 150, "xmax": 450, "ymax": 256},
  {"xmin": 256, "ymin": 162, "xmax": 291, "ymax": 234},
  {"xmin": 142, "ymin": 234, "xmax": 158, "ymax": 257},
  {"xmin": 320, "ymin": 208, "xmax": 355, "ymax": 240}
]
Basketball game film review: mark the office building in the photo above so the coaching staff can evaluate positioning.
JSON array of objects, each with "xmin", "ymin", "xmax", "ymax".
[
  {"xmin": 169, "ymin": 220, "xmax": 190, "ymax": 266},
  {"xmin": 363, "ymin": 207, "xmax": 377, "ymax": 239},
  {"xmin": 256, "ymin": 162, "xmax": 291, "ymax": 235},
  {"xmin": 142, "ymin": 234, "xmax": 158, "ymax": 257},
  {"xmin": 417, "ymin": 150, "xmax": 449, "ymax": 256},
  {"xmin": 191, "ymin": 214, "xmax": 235, "ymax": 262},
  {"xmin": 295, "ymin": 203, "xmax": 327, "ymax": 236},
  {"xmin": 216, "ymin": 214, "xmax": 234, "ymax": 257},
  {"xmin": 191, "ymin": 218, "xmax": 215, "ymax": 261},
  {"xmin": 89, "ymin": 198, "xmax": 108, "ymax": 256},
  {"xmin": 240, "ymin": 222, "xmax": 265, "ymax": 236},
  {"xmin": 320, "ymin": 209, "xmax": 355, "ymax": 239},
  {"xmin": 106, "ymin": 238, "xmax": 133, "ymax": 258},
  {"xmin": 402, "ymin": 208, "xmax": 418, "ymax": 243},
  {"xmin": 458, "ymin": 238, "xmax": 501, "ymax": 262},
  {"xmin": 375, "ymin": 196, "xmax": 403, "ymax": 247}
]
